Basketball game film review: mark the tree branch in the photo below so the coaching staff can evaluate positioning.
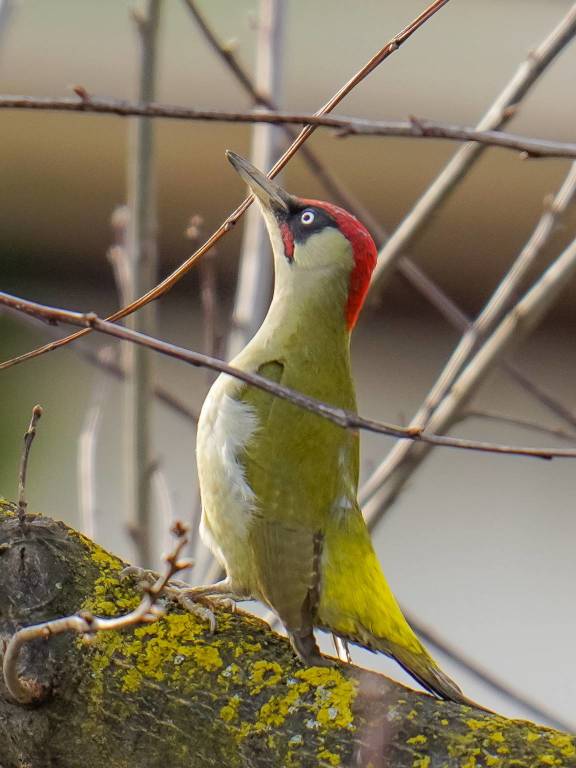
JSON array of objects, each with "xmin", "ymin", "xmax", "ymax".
[
  {"xmin": 3, "ymin": 290, "xmax": 576, "ymax": 464},
  {"xmin": 1, "ymin": 502, "xmax": 573, "ymax": 767},
  {"xmin": 2, "ymin": 518, "xmax": 190, "ymax": 705},
  {"xmin": 460, "ymin": 409, "xmax": 576, "ymax": 443},
  {"xmin": 1, "ymin": 96, "xmax": 576, "ymax": 159}
]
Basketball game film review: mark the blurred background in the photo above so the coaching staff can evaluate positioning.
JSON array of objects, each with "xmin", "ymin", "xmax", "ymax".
[{"xmin": 1, "ymin": 0, "xmax": 575, "ymax": 731}]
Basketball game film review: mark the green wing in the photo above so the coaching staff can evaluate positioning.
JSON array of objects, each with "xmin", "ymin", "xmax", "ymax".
[{"xmin": 237, "ymin": 359, "xmax": 358, "ymax": 633}]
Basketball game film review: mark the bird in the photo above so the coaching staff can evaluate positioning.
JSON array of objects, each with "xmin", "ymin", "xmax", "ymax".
[{"xmin": 193, "ymin": 150, "xmax": 471, "ymax": 704}]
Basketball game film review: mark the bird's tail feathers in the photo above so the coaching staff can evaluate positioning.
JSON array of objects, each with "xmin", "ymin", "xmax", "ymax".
[
  {"xmin": 392, "ymin": 646, "xmax": 472, "ymax": 706},
  {"xmin": 340, "ymin": 628, "xmax": 481, "ymax": 708}
]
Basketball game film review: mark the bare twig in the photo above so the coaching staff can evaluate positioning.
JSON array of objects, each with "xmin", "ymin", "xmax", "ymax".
[
  {"xmin": 360, "ymin": 162, "xmax": 576, "ymax": 506},
  {"xmin": 363, "ymin": 235, "xmax": 576, "ymax": 523},
  {"xmin": 462, "ymin": 409, "xmax": 576, "ymax": 443},
  {"xmin": 371, "ymin": 2, "xmax": 576, "ymax": 290},
  {"xmin": 505, "ymin": 366, "xmax": 576, "ymax": 431},
  {"xmin": 2, "ymin": 522, "xmax": 191, "ymax": 705},
  {"xmin": 5, "ymin": 290, "xmax": 576, "ymax": 463},
  {"xmin": 0, "ymin": 0, "xmax": 452, "ymax": 371},
  {"xmin": 227, "ymin": 0, "xmax": 286, "ymax": 358},
  {"xmin": 17, "ymin": 405, "xmax": 43, "ymax": 522},
  {"xmin": 1, "ymin": 96, "xmax": 576, "ymax": 160},
  {"xmin": 125, "ymin": 0, "xmax": 163, "ymax": 567}
]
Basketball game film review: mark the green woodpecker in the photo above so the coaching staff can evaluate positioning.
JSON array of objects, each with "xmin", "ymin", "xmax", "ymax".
[{"xmin": 195, "ymin": 151, "xmax": 469, "ymax": 703}]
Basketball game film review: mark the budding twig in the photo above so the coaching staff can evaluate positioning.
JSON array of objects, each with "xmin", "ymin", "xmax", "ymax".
[
  {"xmin": 17, "ymin": 405, "xmax": 43, "ymax": 523},
  {"xmin": 2, "ymin": 521, "xmax": 191, "ymax": 704}
]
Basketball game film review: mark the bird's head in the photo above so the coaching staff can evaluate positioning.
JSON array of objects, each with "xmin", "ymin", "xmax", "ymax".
[{"xmin": 227, "ymin": 151, "xmax": 377, "ymax": 330}]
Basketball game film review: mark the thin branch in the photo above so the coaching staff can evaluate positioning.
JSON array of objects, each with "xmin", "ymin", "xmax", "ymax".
[
  {"xmin": 1, "ymin": 96, "xmax": 576, "ymax": 159},
  {"xmin": 505, "ymin": 365, "xmax": 576, "ymax": 431},
  {"xmin": 360, "ymin": 162, "xmax": 576, "ymax": 506},
  {"xmin": 462, "ymin": 409, "xmax": 576, "ymax": 443},
  {"xmin": 5, "ymin": 290, "xmax": 576, "ymax": 463},
  {"xmin": 227, "ymin": 0, "xmax": 286, "ymax": 359},
  {"xmin": 2, "ymin": 521, "xmax": 191, "ymax": 705},
  {"xmin": 17, "ymin": 405, "xmax": 43, "ymax": 522},
  {"xmin": 0, "ymin": 0, "xmax": 452, "ymax": 371},
  {"xmin": 363, "ymin": 235, "xmax": 576, "ymax": 524},
  {"xmin": 124, "ymin": 0, "xmax": 163, "ymax": 567},
  {"xmin": 370, "ymin": 2, "xmax": 576, "ymax": 289}
]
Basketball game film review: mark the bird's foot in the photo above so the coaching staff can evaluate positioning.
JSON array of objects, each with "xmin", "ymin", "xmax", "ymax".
[
  {"xmin": 119, "ymin": 567, "xmax": 237, "ymax": 634},
  {"xmin": 165, "ymin": 586, "xmax": 219, "ymax": 634},
  {"xmin": 167, "ymin": 579, "xmax": 246, "ymax": 632}
]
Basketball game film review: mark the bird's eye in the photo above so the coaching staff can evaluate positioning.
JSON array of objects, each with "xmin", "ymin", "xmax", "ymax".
[{"xmin": 300, "ymin": 210, "xmax": 315, "ymax": 226}]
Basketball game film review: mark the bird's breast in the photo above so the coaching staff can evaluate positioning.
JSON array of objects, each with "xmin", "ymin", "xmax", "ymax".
[{"xmin": 196, "ymin": 376, "xmax": 260, "ymax": 572}]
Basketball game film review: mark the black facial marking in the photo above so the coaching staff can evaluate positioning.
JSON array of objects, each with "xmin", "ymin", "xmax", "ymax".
[{"xmin": 288, "ymin": 204, "xmax": 337, "ymax": 245}]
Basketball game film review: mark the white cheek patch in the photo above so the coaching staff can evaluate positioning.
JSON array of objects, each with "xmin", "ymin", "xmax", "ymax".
[{"xmin": 294, "ymin": 228, "xmax": 354, "ymax": 270}]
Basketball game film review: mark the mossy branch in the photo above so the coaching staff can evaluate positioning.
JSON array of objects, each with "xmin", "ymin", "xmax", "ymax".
[{"xmin": 0, "ymin": 501, "xmax": 574, "ymax": 768}]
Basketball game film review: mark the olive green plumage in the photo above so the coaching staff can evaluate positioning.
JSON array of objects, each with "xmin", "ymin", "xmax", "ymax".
[{"xmin": 196, "ymin": 152, "xmax": 472, "ymax": 705}]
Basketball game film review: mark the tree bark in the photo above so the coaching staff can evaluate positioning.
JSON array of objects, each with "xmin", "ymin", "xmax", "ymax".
[{"xmin": 0, "ymin": 500, "xmax": 574, "ymax": 768}]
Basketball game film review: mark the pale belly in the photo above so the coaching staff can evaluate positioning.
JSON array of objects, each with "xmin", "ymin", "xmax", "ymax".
[{"xmin": 196, "ymin": 374, "xmax": 260, "ymax": 591}]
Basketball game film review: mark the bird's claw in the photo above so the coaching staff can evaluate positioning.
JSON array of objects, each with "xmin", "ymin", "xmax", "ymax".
[
  {"xmin": 171, "ymin": 591, "xmax": 218, "ymax": 634},
  {"xmin": 120, "ymin": 567, "xmax": 238, "ymax": 634},
  {"xmin": 164, "ymin": 587, "xmax": 238, "ymax": 633}
]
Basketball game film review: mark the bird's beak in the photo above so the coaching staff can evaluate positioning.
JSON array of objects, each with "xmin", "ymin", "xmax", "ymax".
[{"xmin": 226, "ymin": 150, "xmax": 293, "ymax": 213}]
